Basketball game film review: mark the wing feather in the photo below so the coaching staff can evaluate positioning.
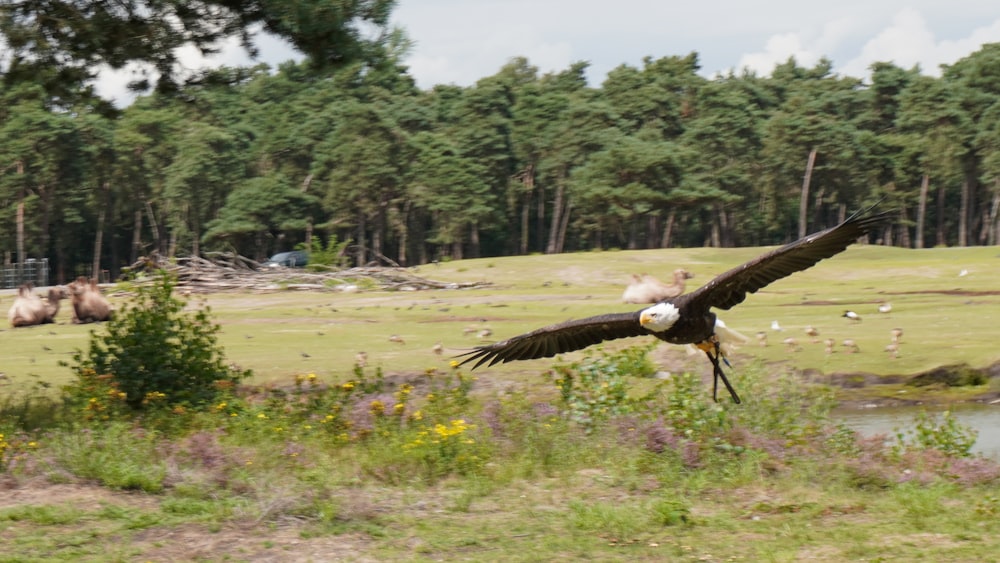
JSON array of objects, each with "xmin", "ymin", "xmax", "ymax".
[
  {"xmin": 456, "ymin": 311, "xmax": 648, "ymax": 369},
  {"xmin": 682, "ymin": 208, "xmax": 891, "ymax": 311}
]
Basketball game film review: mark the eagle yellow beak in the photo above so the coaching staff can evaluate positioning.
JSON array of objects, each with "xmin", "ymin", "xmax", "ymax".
[{"xmin": 639, "ymin": 312, "xmax": 652, "ymax": 326}]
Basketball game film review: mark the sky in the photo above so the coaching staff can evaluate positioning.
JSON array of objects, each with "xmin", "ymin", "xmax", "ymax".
[{"xmin": 93, "ymin": 1, "xmax": 1000, "ymax": 105}]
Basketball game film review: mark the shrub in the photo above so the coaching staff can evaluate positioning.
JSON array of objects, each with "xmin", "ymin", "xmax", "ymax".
[
  {"xmin": 548, "ymin": 345, "xmax": 656, "ymax": 431},
  {"xmin": 894, "ymin": 410, "xmax": 978, "ymax": 458},
  {"xmin": 64, "ymin": 272, "xmax": 251, "ymax": 412},
  {"xmin": 301, "ymin": 235, "xmax": 351, "ymax": 269}
]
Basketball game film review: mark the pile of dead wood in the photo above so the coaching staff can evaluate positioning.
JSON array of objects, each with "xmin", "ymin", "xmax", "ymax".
[{"xmin": 123, "ymin": 252, "xmax": 491, "ymax": 294}]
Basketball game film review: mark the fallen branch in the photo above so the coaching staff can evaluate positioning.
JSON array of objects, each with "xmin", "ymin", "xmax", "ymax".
[{"xmin": 122, "ymin": 252, "xmax": 491, "ymax": 294}]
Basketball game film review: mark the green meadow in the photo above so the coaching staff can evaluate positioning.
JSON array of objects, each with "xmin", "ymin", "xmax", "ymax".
[
  {"xmin": 2, "ymin": 245, "xmax": 1000, "ymax": 562},
  {"xmin": 4, "ymin": 244, "xmax": 998, "ymax": 395}
]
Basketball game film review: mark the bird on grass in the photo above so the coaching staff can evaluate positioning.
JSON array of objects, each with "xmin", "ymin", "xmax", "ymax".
[
  {"xmin": 804, "ymin": 325, "xmax": 820, "ymax": 343},
  {"xmin": 891, "ymin": 328, "xmax": 904, "ymax": 343},
  {"xmin": 455, "ymin": 206, "xmax": 891, "ymax": 404},
  {"xmin": 842, "ymin": 310, "xmax": 862, "ymax": 322}
]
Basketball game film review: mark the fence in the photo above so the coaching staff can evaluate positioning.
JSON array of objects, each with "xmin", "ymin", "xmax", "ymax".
[{"xmin": 2, "ymin": 258, "xmax": 49, "ymax": 289}]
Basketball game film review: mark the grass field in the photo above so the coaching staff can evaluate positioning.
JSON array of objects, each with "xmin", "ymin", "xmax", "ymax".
[
  {"xmin": 3, "ymin": 244, "xmax": 998, "ymax": 398},
  {"xmin": 2, "ymin": 245, "xmax": 1000, "ymax": 562}
]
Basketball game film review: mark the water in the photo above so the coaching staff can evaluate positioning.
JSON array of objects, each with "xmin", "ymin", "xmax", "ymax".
[{"xmin": 833, "ymin": 403, "xmax": 1000, "ymax": 459}]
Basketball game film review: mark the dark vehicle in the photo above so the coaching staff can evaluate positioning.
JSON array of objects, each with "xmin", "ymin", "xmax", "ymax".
[{"xmin": 264, "ymin": 250, "xmax": 309, "ymax": 268}]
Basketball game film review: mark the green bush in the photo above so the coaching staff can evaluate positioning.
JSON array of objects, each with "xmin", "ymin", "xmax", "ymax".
[
  {"xmin": 549, "ymin": 345, "xmax": 656, "ymax": 431},
  {"xmin": 64, "ymin": 272, "xmax": 250, "ymax": 412},
  {"xmin": 301, "ymin": 235, "xmax": 351, "ymax": 269},
  {"xmin": 894, "ymin": 410, "xmax": 978, "ymax": 458}
]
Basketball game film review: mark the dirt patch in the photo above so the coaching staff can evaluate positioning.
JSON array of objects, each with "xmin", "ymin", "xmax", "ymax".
[
  {"xmin": 131, "ymin": 523, "xmax": 378, "ymax": 562},
  {"xmin": 0, "ymin": 481, "xmax": 159, "ymax": 512}
]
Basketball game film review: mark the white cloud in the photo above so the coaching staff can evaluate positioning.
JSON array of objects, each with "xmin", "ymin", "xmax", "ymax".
[
  {"xmin": 91, "ymin": 29, "xmax": 300, "ymax": 107},
  {"xmin": 86, "ymin": 2, "xmax": 1000, "ymax": 103},
  {"xmin": 736, "ymin": 32, "xmax": 821, "ymax": 76},
  {"xmin": 841, "ymin": 8, "xmax": 941, "ymax": 77}
]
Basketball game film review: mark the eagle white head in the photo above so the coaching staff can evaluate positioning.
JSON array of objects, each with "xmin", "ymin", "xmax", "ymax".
[{"xmin": 639, "ymin": 302, "xmax": 680, "ymax": 332}]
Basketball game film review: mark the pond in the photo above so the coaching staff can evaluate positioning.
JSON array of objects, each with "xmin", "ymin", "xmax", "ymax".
[{"xmin": 833, "ymin": 403, "xmax": 1000, "ymax": 459}]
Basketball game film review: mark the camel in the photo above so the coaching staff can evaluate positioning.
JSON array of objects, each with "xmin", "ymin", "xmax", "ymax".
[
  {"xmin": 8, "ymin": 284, "xmax": 66, "ymax": 327},
  {"xmin": 621, "ymin": 269, "xmax": 694, "ymax": 304},
  {"xmin": 68, "ymin": 276, "xmax": 113, "ymax": 323}
]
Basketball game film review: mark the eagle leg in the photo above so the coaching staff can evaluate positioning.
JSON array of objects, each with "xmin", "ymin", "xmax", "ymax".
[{"xmin": 701, "ymin": 339, "xmax": 741, "ymax": 404}]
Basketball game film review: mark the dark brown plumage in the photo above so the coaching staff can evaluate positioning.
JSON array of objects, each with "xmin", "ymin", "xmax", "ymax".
[{"xmin": 456, "ymin": 206, "xmax": 891, "ymax": 404}]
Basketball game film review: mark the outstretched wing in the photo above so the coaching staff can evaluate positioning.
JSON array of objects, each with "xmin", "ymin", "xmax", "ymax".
[
  {"xmin": 456, "ymin": 311, "xmax": 649, "ymax": 370},
  {"xmin": 681, "ymin": 207, "xmax": 891, "ymax": 311}
]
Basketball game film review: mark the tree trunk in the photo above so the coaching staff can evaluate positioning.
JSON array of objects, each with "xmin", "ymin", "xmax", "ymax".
[
  {"xmin": 397, "ymin": 201, "xmax": 411, "ymax": 266},
  {"xmin": 145, "ymin": 199, "xmax": 163, "ymax": 255},
  {"xmin": 718, "ymin": 205, "xmax": 732, "ymax": 247},
  {"xmin": 190, "ymin": 208, "xmax": 201, "ymax": 258},
  {"xmin": 536, "ymin": 180, "xmax": 546, "ymax": 253},
  {"xmin": 40, "ymin": 183, "xmax": 52, "ymax": 266},
  {"xmin": 372, "ymin": 208, "xmax": 384, "ymax": 259},
  {"xmin": 546, "ymin": 179, "xmax": 565, "ymax": 254},
  {"xmin": 935, "ymin": 182, "xmax": 946, "ymax": 246},
  {"xmin": 916, "ymin": 174, "xmax": 929, "ymax": 249},
  {"xmin": 356, "ymin": 212, "xmax": 367, "ymax": 266},
  {"xmin": 709, "ymin": 210, "xmax": 721, "ymax": 248},
  {"xmin": 92, "ymin": 208, "xmax": 105, "ymax": 279},
  {"xmin": 556, "ymin": 199, "xmax": 572, "ymax": 253},
  {"xmin": 131, "ymin": 209, "xmax": 143, "ymax": 263},
  {"xmin": 990, "ymin": 181, "xmax": 1000, "ymax": 246},
  {"xmin": 898, "ymin": 204, "xmax": 911, "ymax": 248},
  {"xmin": 627, "ymin": 214, "xmax": 639, "ymax": 250},
  {"xmin": 92, "ymin": 181, "xmax": 110, "ymax": 279},
  {"xmin": 15, "ymin": 160, "xmax": 25, "ymax": 280},
  {"xmin": 646, "ymin": 215, "xmax": 658, "ymax": 249},
  {"xmin": 959, "ymin": 179, "xmax": 969, "ymax": 246},
  {"xmin": 518, "ymin": 165, "xmax": 534, "ymax": 255},
  {"xmin": 660, "ymin": 208, "xmax": 676, "ymax": 248},
  {"xmin": 470, "ymin": 221, "xmax": 480, "ymax": 258},
  {"xmin": 799, "ymin": 147, "xmax": 818, "ymax": 239}
]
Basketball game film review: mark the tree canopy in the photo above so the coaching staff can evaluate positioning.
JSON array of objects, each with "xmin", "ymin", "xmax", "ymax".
[{"xmin": 3, "ymin": 2, "xmax": 1000, "ymax": 282}]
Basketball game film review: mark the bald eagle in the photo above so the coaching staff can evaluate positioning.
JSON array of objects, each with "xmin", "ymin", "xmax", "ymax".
[{"xmin": 456, "ymin": 206, "xmax": 891, "ymax": 404}]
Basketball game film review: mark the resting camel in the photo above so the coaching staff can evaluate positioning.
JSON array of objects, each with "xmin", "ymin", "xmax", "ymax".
[
  {"xmin": 68, "ymin": 277, "xmax": 113, "ymax": 323},
  {"xmin": 8, "ymin": 284, "xmax": 66, "ymax": 327},
  {"xmin": 621, "ymin": 269, "xmax": 694, "ymax": 304}
]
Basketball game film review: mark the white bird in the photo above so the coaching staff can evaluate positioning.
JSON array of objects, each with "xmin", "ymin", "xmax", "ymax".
[
  {"xmin": 959, "ymin": 269, "xmax": 969, "ymax": 277},
  {"xmin": 878, "ymin": 302, "xmax": 892, "ymax": 314},
  {"xmin": 771, "ymin": 320, "xmax": 783, "ymax": 331},
  {"xmin": 842, "ymin": 310, "xmax": 862, "ymax": 322}
]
